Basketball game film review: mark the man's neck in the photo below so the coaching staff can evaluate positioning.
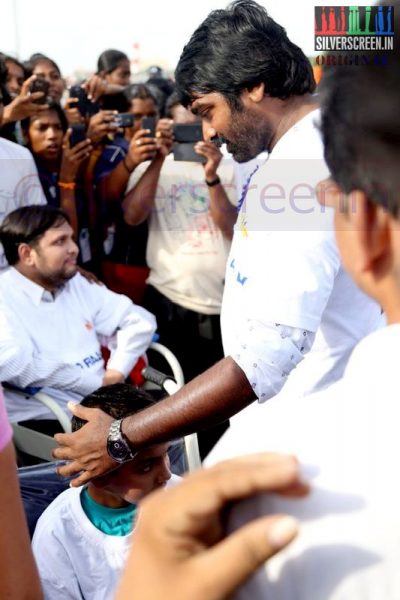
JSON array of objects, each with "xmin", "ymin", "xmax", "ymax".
[
  {"xmin": 269, "ymin": 94, "xmax": 319, "ymax": 151},
  {"xmin": 14, "ymin": 264, "xmax": 58, "ymax": 294}
]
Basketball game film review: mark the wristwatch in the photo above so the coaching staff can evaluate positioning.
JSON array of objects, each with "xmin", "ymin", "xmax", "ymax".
[{"xmin": 107, "ymin": 419, "xmax": 137, "ymax": 463}]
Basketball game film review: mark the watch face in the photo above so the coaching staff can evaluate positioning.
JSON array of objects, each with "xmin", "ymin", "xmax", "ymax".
[{"xmin": 108, "ymin": 440, "xmax": 129, "ymax": 462}]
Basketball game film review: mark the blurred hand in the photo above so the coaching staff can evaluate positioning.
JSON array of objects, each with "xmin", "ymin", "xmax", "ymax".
[
  {"xmin": 64, "ymin": 97, "xmax": 84, "ymax": 126},
  {"xmin": 86, "ymin": 110, "xmax": 118, "ymax": 145},
  {"xmin": 195, "ymin": 140, "xmax": 223, "ymax": 180},
  {"xmin": 59, "ymin": 130, "xmax": 92, "ymax": 182},
  {"xmin": 116, "ymin": 453, "xmax": 309, "ymax": 600},
  {"xmin": 155, "ymin": 118, "xmax": 173, "ymax": 157},
  {"xmin": 82, "ymin": 75, "xmax": 108, "ymax": 102},
  {"xmin": 102, "ymin": 369, "xmax": 125, "ymax": 386},
  {"xmin": 125, "ymin": 128, "xmax": 158, "ymax": 170},
  {"xmin": 2, "ymin": 75, "xmax": 49, "ymax": 124}
]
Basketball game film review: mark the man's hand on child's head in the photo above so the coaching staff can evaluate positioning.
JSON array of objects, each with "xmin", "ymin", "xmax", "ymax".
[{"xmin": 53, "ymin": 402, "xmax": 116, "ymax": 486}]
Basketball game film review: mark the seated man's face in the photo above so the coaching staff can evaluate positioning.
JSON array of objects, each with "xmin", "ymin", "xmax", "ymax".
[
  {"xmin": 96, "ymin": 443, "xmax": 172, "ymax": 505},
  {"xmin": 29, "ymin": 221, "xmax": 79, "ymax": 287}
]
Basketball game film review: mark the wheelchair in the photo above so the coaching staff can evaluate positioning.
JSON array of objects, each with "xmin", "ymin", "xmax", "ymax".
[{"xmin": 8, "ymin": 342, "xmax": 201, "ymax": 537}]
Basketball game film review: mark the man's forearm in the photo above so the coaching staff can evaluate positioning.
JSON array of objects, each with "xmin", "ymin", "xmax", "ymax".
[{"xmin": 122, "ymin": 356, "xmax": 256, "ymax": 448}]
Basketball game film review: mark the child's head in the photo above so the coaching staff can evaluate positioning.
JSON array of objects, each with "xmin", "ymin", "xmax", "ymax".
[{"xmin": 72, "ymin": 384, "xmax": 171, "ymax": 504}]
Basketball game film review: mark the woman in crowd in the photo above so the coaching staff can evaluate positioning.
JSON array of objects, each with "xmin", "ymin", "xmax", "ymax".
[
  {"xmin": 22, "ymin": 102, "xmax": 93, "ymax": 264},
  {"xmin": 97, "ymin": 49, "xmax": 131, "ymax": 87},
  {"xmin": 93, "ymin": 84, "xmax": 170, "ymax": 300},
  {"xmin": 25, "ymin": 53, "xmax": 65, "ymax": 103}
]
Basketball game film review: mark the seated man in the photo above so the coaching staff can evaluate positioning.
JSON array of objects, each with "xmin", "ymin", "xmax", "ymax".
[
  {"xmin": 0, "ymin": 205, "xmax": 156, "ymax": 428},
  {"xmin": 32, "ymin": 383, "xmax": 179, "ymax": 600}
]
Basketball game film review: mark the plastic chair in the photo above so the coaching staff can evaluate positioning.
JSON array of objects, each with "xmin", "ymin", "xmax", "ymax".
[{"xmin": 8, "ymin": 389, "xmax": 71, "ymax": 462}]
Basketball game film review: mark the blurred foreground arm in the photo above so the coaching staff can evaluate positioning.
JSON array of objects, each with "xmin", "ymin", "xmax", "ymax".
[
  {"xmin": 116, "ymin": 453, "xmax": 308, "ymax": 600},
  {"xmin": 0, "ymin": 441, "xmax": 43, "ymax": 599}
]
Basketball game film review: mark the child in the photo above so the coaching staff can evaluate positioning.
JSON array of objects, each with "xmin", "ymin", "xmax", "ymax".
[{"xmin": 32, "ymin": 384, "xmax": 179, "ymax": 600}]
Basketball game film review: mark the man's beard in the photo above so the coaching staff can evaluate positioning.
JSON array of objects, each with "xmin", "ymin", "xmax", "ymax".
[
  {"xmin": 40, "ymin": 264, "xmax": 77, "ymax": 290},
  {"xmin": 223, "ymin": 107, "xmax": 272, "ymax": 163}
]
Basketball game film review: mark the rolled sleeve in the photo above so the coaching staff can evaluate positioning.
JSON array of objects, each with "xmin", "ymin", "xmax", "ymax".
[{"xmin": 230, "ymin": 320, "xmax": 314, "ymax": 401}]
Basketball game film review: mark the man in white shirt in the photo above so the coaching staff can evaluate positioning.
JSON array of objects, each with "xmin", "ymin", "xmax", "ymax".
[
  {"xmin": 0, "ymin": 205, "xmax": 156, "ymax": 425},
  {"xmin": 207, "ymin": 3, "xmax": 400, "ymax": 598},
  {"xmin": 53, "ymin": 1, "xmax": 381, "ymax": 484},
  {"xmin": 0, "ymin": 68, "xmax": 47, "ymax": 270}
]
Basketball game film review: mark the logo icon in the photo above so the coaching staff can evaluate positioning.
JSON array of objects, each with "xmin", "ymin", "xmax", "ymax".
[{"xmin": 315, "ymin": 6, "xmax": 394, "ymax": 51}]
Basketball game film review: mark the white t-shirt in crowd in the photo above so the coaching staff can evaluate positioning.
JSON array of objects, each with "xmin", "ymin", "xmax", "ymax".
[
  {"xmin": 0, "ymin": 269, "xmax": 156, "ymax": 422},
  {"xmin": 127, "ymin": 156, "xmax": 236, "ymax": 314},
  {"xmin": 207, "ymin": 324, "xmax": 400, "ymax": 600},
  {"xmin": 0, "ymin": 138, "xmax": 46, "ymax": 269},
  {"xmin": 222, "ymin": 109, "xmax": 383, "ymax": 405},
  {"xmin": 32, "ymin": 475, "xmax": 180, "ymax": 600}
]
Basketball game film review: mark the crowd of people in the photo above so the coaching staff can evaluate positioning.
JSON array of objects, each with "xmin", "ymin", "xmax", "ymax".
[{"xmin": 0, "ymin": 0, "xmax": 399, "ymax": 598}]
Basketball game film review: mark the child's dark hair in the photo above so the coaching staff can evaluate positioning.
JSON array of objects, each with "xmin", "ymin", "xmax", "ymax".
[{"xmin": 71, "ymin": 383, "xmax": 156, "ymax": 432}]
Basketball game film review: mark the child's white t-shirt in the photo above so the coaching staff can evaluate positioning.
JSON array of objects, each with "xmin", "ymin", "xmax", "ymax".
[{"xmin": 32, "ymin": 476, "xmax": 180, "ymax": 600}]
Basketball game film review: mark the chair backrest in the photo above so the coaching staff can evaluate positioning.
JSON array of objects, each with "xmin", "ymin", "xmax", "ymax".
[{"xmin": 11, "ymin": 390, "xmax": 71, "ymax": 462}]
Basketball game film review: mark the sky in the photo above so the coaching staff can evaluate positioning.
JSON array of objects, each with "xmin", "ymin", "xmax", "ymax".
[{"xmin": 1, "ymin": 0, "xmax": 369, "ymax": 78}]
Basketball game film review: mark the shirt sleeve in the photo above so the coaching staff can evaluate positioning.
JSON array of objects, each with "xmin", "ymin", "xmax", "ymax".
[
  {"xmin": 94, "ymin": 143, "xmax": 126, "ymax": 182},
  {"xmin": 0, "ymin": 306, "xmax": 102, "ymax": 395},
  {"xmin": 83, "ymin": 278, "xmax": 157, "ymax": 377},
  {"xmin": 0, "ymin": 387, "xmax": 12, "ymax": 452},
  {"xmin": 230, "ymin": 320, "xmax": 315, "ymax": 401}
]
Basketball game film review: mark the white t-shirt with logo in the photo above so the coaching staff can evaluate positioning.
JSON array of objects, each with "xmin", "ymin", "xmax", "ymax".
[
  {"xmin": 127, "ymin": 156, "xmax": 237, "ymax": 314},
  {"xmin": 222, "ymin": 110, "xmax": 382, "ymax": 405}
]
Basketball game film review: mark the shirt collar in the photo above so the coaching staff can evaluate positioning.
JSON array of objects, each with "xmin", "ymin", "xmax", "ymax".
[{"xmin": 9, "ymin": 267, "xmax": 64, "ymax": 305}]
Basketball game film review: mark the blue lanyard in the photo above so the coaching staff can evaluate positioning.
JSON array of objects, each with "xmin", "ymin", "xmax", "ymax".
[{"xmin": 237, "ymin": 165, "xmax": 260, "ymax": 212}]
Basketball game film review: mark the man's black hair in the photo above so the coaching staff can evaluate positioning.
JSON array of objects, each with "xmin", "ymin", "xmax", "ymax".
[
  {"xmin": 97, "ymin": 49, "xmax": 129, "ymax": 74},
  {"xmin": 72, "ymin": 383, "xmax": 156, "ymax": 432},
  {"xmin": 0, "ymin": 205, "xmax": 70, "ymax": 266},
  {"xmin": 21, "ymin": 100, "xmax": 68, "ymax": 135},
  {"xmin": 319, "ymin": 1, "xmax": 400, "ymax": 217},
  {"xmin": 175, "ymin": 0, "xmax": 315, "ymax": 110}
]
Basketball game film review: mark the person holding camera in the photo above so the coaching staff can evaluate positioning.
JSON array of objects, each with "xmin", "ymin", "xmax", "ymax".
[
  {"xmin": 93, "ymin": 84, "xmax": 172, "ymax": 300},
  {"xmin": 21, "ymin": 102, "xmax": 93, "ymax": 265}
]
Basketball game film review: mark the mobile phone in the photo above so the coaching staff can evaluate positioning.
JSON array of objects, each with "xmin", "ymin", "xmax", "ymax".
[
  {"xmin": 173, "ymin": 142, "xmax": 206, "ymax": 164},
  {"xmin": 173, "ymin": 123, "xmax": 203, "ymax": 144},
  {"xmin": 142, "ymin": 116, "xmax": 157, "ymax": 137},
  {"xmin": 70, "ymin": 124, "xmax": 86, "ymax": 148},
  {"xmin": 69, "ymin": 85, "xmax": 98, "ymax": 117},
  {"xmin": 30, "ymin": 78, "xmax": 50, "ymax": 105},
  {"xmin": 115, "ymin": 112, "xmax": 134, "ymax": 128}
]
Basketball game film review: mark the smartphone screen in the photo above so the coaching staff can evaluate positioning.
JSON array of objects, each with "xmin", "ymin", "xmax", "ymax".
[{"xmin": 142, "ymin": 116, "xmax": 157, "ymax": 137}]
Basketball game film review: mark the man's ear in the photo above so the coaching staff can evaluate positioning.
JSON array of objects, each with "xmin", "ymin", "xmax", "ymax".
[
  {"xmin": 18, "ymin": 243, "xmax": 35, "ymax": 266},
  {"xmin": 348, "ymin": 190, "xmax": 391, "ymax": 274},
  {"xmin": 243, "ymin": 82, "xmax": 265, "ymax": 104}
]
